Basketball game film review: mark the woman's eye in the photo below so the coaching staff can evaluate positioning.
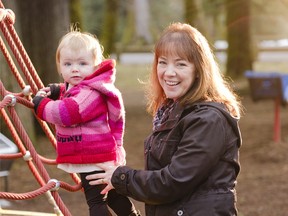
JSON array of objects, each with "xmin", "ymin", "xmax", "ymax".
[
  {"xmin": 158, "ymin": 60, "xmax": 166, "ymax": 65},
  {"xmin": 177, "ymin": 62, "xmax": 187, "ymax": 67}
]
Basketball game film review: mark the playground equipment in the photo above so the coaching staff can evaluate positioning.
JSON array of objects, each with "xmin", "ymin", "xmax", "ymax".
[
  {"xmin": 0, "ymin": 2, "xmax": 83, "ymax": 215},
  {"xmin": 245, "ymin": 70, "xmax": 288, "ymax": 143}
]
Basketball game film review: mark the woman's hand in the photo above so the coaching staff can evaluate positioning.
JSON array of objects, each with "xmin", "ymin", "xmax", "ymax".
[{"xmin": 86, "ymin": 163, "xmax": 119, "ymax": 194}]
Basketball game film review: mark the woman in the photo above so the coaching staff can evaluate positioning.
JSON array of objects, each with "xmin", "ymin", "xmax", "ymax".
[{"xmin": 86, "ymin": 22, "xmax": 242, "ymax": 216}]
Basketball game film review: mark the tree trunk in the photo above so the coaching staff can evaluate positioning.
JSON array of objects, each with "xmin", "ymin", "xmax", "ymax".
[
  {"xmin": 70, "ymin": 0, "xmax": 83, "ymax": 30},
  {"xmin": 184, "ymin": 0, "xmax": 207, "ymax": 37},
  {"xmin": 16, "ymin": 0, "xmax": 70, "ymax": 85},
  {"xmin": 100, "ymin": 0, "xmax": 118, "ymax": 56},
  {"xmin": 184, "ymin": 0, "xmax": 198, "ymax": 26},
  {"xmin": 134, "ymin": 0, "xmax": 152, "ymax": 44},
  {"xmin": 225, "ymin": 0, "xmax": 253, "ymax": 78}
]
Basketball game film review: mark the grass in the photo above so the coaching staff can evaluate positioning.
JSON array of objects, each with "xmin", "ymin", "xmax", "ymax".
[{"xmin": 115, "ymin": 63, "xmax": 151, "ymax": 91}]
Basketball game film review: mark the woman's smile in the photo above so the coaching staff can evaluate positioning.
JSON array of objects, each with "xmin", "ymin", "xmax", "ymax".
[{"xmin": 165, "ymin": 80, "xmax": 180, "ymax": 86}]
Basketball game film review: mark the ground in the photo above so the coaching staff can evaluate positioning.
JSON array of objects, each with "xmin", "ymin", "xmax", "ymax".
[{"xmin": 1, "ymin": 79, "xmax": 288, "ymax": 216}]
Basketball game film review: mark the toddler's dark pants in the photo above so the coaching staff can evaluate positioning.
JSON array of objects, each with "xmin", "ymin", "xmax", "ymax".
[{"xmin": 80, "ymin": 171, "xmax": 136, "ymax": 216}]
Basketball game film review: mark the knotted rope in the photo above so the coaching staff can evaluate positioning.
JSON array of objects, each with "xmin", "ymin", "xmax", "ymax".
[{"xmin": 0, "ymin": 2, "xmax": 83, "ymax": 216}]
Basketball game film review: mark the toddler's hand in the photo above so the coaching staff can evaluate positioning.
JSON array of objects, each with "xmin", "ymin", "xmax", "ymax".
[
  {"xmin": 36, "ymin": 90, "xmax": 47, "ymax": 97},
  {"xmin": 47, "ymin": 84, "xmax": 61, "ymax": 100},
  {"xmin": 35, "ymin": 86, "xmax": 51, "ymax": 97}
]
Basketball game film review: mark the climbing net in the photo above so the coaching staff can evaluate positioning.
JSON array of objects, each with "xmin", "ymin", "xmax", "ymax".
[{"xmin": 0, "ymin": 2, "xmax": 83, "ymax": 216}]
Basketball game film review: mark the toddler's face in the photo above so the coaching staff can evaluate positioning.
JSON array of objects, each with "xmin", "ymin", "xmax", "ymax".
[{"xmin": 59, "ymin": 47, "xmax": 96, "ymax": 88}]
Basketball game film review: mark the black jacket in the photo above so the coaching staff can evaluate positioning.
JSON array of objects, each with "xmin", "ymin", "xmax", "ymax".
[{"xmin": 112, "ymin": 102, "xmax": 242, "ymax": 216}]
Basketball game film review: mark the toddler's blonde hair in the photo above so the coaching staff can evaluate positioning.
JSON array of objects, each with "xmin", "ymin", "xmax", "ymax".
[{"xmin": 56, "ymin": 26, "xmax": 104, "ymax": 74}]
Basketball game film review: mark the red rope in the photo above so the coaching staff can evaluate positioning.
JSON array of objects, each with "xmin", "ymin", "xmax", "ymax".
[
  {"xmin": 0, "ymin": 2, "xmax": 84, "ymax": 215},
  {"xmin": 0, "ymin": 77, "xmax": 76, "ymax": 216},
  {"xmin": 0, "ymin": 181, "xmax": 78, "ymax": 216},
  {"xmin": 0, "ymin": 108, "xmax": 29, "ymax": 155},
  {"xmin": 0, "ymin": 21, "xmax": 39, "ymax": 93},
  {"xmin": 0, "ymin": 152, "xmax": 22, "ymax": 159},
  {"xmin": 0, "ymin": 181, "xmax": 56, "ymax": 200},
  {"xmin": 0, "ymin": 35, "xmax": 26, "ymax": 89},
  {"xmin": 0, "ymin": 25, "xmax": 58, "ymax": 148},
  {"xmin": 60, "ymin": 181, "xmax": 83, "ymax": 192},
  {"xmin": 2, "ymin": 10, "xmax": 44, "ymax": 90}
]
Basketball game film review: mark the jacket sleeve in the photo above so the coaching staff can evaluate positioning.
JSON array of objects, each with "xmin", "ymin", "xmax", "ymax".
[
  {"xmin": 32, "ymin": 96, "xmax": 51, "ymax": 119},
  {"xmin": 38, "ymin": 88, "xmax": 107, "ymax": 126},
  {"xmin": 111, "ymin": 108, "xmax": 228, "ymax": 204}
]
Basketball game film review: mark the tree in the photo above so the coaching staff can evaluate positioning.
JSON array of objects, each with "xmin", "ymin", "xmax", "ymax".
[
  {"xmin": 251, "ymin": 0, "xmax": 288, "ymax": 40},
  {"xmin": 70, "ymin": 0, "xmax": 83, "ymax": 29},
  {"xmin": 184, "ymin": 0, "xmax": 210, "ymax": 38},
  {"xmin": 134, "ymin": 0, "xmax": 152, "ymax": 44},
  {"xmin": 100, "ymin": 0, "xmax": 118, "ymax": 56},
  {"xmin": 184, "ymin": 0, "xmax": 198, "ymax": 26},
  {"xmin": 202, "ymin": 0, "xmax": 226, "ymax": 42},
  {"xmin": 15, "ymin": 0, "xmax": 70, "ymax": 85},
  {"xmin": 225, "ymin": 0, "xmax": 253, "ymax": 78},
  {"xmin": 81, "ymin": 0, "xmax": 104, "ymax": 35}
]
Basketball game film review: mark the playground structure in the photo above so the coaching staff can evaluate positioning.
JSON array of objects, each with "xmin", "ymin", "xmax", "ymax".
[
  {"xmin": 245, "ymin": 70, "xmax": 288, "ymax": 143},
  {"xmin": 0, "ymin": 2, "xmax": 83, "ymax": 216}
]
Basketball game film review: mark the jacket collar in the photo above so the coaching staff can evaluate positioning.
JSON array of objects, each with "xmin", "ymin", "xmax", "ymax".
[
  {"xmin": 154, "ymin": 101, "xmax": 242, "ymax": 147},
  {"xmin": 154, "ymin": 103, "xmax": 185, "ymax": 132}
]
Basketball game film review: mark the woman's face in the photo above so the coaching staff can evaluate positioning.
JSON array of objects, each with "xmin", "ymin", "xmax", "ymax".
[{"xmin": 157, "ymin": 54, "xmax": 197, "ymax": 101}]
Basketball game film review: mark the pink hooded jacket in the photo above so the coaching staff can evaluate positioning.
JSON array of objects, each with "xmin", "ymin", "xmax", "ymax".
[{"xmin": 35, "ymin": 59, "xmax": 126, "ymax": 164}]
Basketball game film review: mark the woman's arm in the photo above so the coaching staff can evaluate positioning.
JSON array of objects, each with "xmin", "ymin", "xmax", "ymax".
[{"xmin": 87, "ymin": 109, "xmax": 228, "ymax": 204}]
